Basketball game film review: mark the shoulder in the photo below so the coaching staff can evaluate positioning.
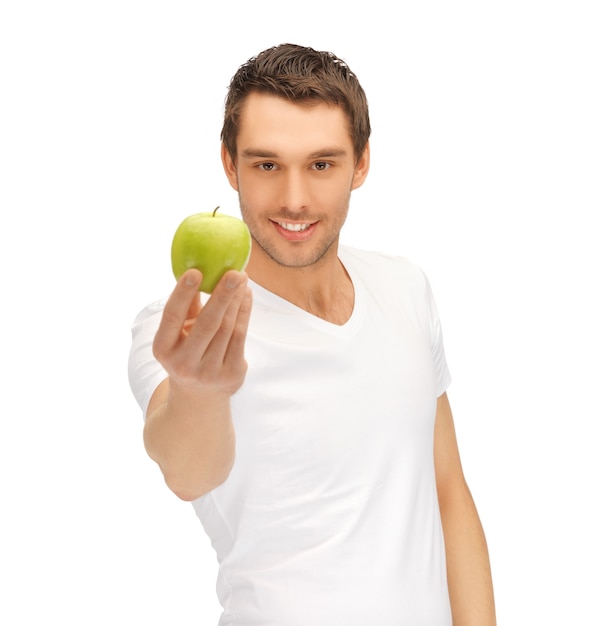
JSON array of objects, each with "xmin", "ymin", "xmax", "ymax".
[
  {"xmin": 339, "ymin": 245, "xmax": 430, "ymax": 292},
  {"xmin": 339, "ymin": 245, "xmax": 439, "ymax": 333}
]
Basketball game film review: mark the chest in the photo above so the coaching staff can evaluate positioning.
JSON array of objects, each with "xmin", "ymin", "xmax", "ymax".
[{"xmin": 231, "ymin": 304, "xmax": 437, "ymax": 484}]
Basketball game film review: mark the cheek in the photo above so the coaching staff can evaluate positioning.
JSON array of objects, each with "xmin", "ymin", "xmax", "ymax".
[
  {"xmin": 326, "ymin": 177, "xmax": 355, "ymax": 206},
  {"xmin": 238, "ymin": 188, "xmax": 268, "ymax": 214},
  {"xmin": 237, "ymin": 172, "xmax": 269, "ymax": 202}
]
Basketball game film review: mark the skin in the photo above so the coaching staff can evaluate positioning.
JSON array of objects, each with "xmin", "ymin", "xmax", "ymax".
[
  {"xmin": 222, "ymin": 92, "xmax": 370, "ymax": 324},
  {"xmin": 144, "ymin": 92, "xmax": 496, "ymax": 625}
]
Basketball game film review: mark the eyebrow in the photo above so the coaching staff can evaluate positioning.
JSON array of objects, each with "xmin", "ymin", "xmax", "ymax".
[{"xmin": 240, "ymin": 147, "xmax": 348, "ymax": 159}]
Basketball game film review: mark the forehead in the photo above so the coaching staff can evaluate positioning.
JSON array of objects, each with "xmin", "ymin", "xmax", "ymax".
[{"xmin": 236, "ymin": 92, "xmax": 353, "ymax": 155}]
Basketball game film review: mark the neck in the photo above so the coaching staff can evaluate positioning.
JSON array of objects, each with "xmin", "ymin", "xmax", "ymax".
[{"xmin": 246, "ymin": 245, "xmax": 354, "ymax": 325}]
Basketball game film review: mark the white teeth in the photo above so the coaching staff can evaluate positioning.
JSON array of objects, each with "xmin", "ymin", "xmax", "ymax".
[{"xmin": 278, "ymin": 222, "xmax": 310, "ymax": 232}]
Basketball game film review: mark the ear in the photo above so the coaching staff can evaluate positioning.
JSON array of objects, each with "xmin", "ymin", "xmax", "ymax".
[
  {"xmin": 351, "ymin": 142, "xmax": 370, "ymax": 190},
  {"xmin": 221, "ymin": 143, "xmax": 239, "ymax": 191}
]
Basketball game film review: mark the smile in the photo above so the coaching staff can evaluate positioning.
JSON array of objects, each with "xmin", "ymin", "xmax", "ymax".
[{"xmin": 277, "ymin": 222, "xmax": 312, "ymax": 232}]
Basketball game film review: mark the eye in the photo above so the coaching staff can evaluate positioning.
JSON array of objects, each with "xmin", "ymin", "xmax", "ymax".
[
  {"xmin": 313, "ymin": 161, "xmax": 330, "ymax": 171},
  {"xmin": 258, "ymin": 162, "xmax": 276, "ymax": 172}
]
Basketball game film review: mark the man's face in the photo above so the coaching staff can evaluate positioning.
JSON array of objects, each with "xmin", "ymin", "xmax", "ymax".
[{"xmin": 222, "ymin": 92, "xmax": 369, "ymax": 270}]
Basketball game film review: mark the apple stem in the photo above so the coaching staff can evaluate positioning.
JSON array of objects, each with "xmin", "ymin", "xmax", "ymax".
[{"xmin": 212, "ymin": 206, "xmax": 220, "ymax": 217}]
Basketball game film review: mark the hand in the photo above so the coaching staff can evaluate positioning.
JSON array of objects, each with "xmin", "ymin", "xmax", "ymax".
[{"xmin": 152, "ymin": 268, "xmax": 252, "ymax": 398}]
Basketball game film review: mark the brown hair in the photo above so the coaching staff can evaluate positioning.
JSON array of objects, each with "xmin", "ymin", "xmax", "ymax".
[{"xmin": 221, "ymin": 43, "xmax": 371, "ymax": 164}]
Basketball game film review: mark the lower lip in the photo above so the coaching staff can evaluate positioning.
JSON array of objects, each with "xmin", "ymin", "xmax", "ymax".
[{"xmin": 272, "ymin": 221, "xmax": 318, "ymax": 242}]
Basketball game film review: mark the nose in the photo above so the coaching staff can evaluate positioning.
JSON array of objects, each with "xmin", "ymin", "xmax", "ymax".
[{"xmin": 279, "ymin": 170, "xmax": 309, "ymax": 213}]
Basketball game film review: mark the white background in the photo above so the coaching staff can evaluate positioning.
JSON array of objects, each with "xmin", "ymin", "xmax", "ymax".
[{"xmin": 1, "ymin": 1, "xmax": 600, "ymax": 624}]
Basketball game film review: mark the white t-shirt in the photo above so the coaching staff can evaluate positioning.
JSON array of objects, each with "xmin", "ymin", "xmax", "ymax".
[{"xmin": 128, "ymin": 246, "xmax": 453, "ymax": 625}]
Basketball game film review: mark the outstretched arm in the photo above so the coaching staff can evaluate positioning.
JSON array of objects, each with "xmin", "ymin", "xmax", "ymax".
[
  {"xmin": 144, "ymin": 268, "xmax": 252, "ymax": 501},
  {"xmin": 434, "ymin": 392, "xmax": 497, "ymax": 625}
]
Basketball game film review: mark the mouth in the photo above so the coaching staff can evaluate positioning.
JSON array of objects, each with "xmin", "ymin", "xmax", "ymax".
[
  {"xmin": 276, "ymin": 221, "xmax": 313, "ymax": 232},
  {"xmin": 271, "ymin": 219, "xmax": 318, "ymax": 241}
]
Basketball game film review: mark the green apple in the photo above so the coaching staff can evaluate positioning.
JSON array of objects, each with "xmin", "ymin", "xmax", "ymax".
[{"xmin": 171, "ymin": 207, "xmax": 252, "ymax": 293}]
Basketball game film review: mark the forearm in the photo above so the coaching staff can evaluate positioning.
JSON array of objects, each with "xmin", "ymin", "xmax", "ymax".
[
  {"xmin": 143, "ymin": 379, "xmax": 236, "ymax": 501},
  {"xmin": 439, "ymin": 481, "xmax": 496, "ymax": 625}
]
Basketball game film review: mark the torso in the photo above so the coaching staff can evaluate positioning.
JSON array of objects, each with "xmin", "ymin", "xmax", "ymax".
[{"xmin": 191, "ymin": 246, "xmax": 453, "ymax": 625}]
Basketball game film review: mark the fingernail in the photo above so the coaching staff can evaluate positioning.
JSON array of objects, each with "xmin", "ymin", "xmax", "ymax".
[
  {"xmin": 184, "ymin": 270, "xmax": 199, "ymax": 287},
  {"xmin": 225, "ymin": 273, "xmax": 244, "ymax": 289},
  {"xmin": 226, "ymin": 272, "xmax": 247, "ymax": 289}
]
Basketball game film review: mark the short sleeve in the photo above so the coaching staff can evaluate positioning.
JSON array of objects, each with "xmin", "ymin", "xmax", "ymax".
[
  {"xmin": 127, "ymin": 299, "xmax": 168, "ymax": 419},
  {"xmin": 422, "ymin": 273, "xmax": 452, "ymax": 398}
]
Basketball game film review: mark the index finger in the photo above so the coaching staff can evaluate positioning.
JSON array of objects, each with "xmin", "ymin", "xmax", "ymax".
[{"xmin": 153, "ymin": 269, "xmax": 203, "ymax": 357}]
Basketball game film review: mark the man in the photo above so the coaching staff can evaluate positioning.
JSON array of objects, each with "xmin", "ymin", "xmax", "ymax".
[{"xmin": 128, "ymin": 43, "xmax": 496, "ymax": 625}]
